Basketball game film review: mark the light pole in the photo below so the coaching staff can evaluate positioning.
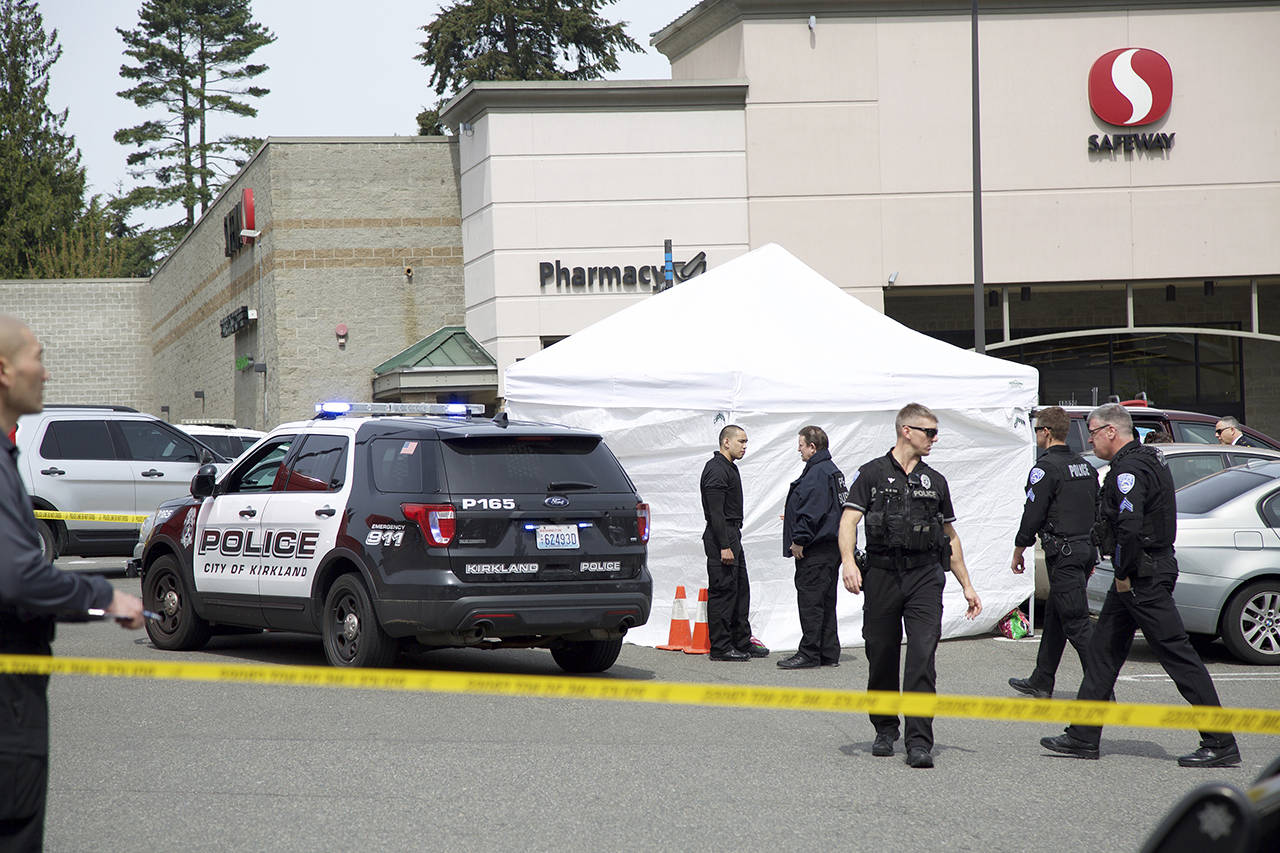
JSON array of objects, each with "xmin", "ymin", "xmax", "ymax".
[{"xmin": 971, "ymin": 0, "xmax": 986, "ymax": 353}]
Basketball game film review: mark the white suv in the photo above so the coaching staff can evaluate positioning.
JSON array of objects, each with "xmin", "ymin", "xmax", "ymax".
[
  {"xmin": 15, "ymin": 406, "xmax": 227, "ymax": 562},
  {"xmin": 176, "ymin": 422, "xmax": 266, "ymax": 461}
]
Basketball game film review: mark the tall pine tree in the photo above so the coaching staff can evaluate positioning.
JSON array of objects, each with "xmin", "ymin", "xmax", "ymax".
[
  {"xmin": 0, "ymin": 0, "xmax": 86, "ymax": 277},
  {"xmin": 115, "ymin": 0, "xmax": 275, "ymax": 251},
  {"xmin": 415, "ymin": 0, "xmax": 641, "ymax": 134}
]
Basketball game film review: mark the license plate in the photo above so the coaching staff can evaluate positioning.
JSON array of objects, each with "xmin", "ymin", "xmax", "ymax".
[{"xmin": 535, "ymin": 525, "xmax": 579, "ymax": 550}]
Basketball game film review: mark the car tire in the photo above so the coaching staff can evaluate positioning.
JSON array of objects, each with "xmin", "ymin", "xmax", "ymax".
[
  {"xmin": 1220, "ymin": 579, "xmax": 1280, "ymax": 666},
  {"xmin": 36, "ymin": 520, "xmax": 58, "ymax": 564},
  {"xmin": 550, "ymin": 637, "xmax": 624, "ymax": 673},
  {"xmin": 322, "ymin": 575, "xmax": 396, "ymax": 668},
  {"xmin": 144, "ymin": 555, "xmax": 212, "ymax": 651}
]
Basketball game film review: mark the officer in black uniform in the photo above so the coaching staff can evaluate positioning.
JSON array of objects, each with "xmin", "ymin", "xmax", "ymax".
[
  {"xmin": 700, "ymin": 424, "xmax": 767, "ymax": 661},
  {"xmin": 839, "ymin": 403, "xmax": 982, "ymax": 769},
  {"xmin": 779, "ymin": 425, "xmax": 846, "ymax": 669},
  {"xmin": 1215, "ymin": 416, "xmax": 1257, "ymax": 447},
  {"xmin": 1041, "ymin": 403, "xmax": 1240, "ymax": 766},
  {"xmin": 0, "ymin": 314, "xmax": 145, "ymax": 851},
  {"xmin": 1008, "ymin": 405, "xmax": 1098, "ymax": 699}
]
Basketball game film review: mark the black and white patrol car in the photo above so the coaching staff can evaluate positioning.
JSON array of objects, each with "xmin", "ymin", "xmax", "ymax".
[{"xmin": 135, "ymin": 403, "xmax": 651, "ymax": 672}]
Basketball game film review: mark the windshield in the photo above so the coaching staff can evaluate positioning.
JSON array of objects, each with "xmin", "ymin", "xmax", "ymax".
[{"xmin": 1176, "ymin": 461, "xmax": 1280, "ymax": 514}]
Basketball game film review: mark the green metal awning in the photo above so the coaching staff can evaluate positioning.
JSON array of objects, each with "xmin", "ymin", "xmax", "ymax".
[{"xmin": 372, "ymin": 326, "xmax": 498, "ymax": 400}]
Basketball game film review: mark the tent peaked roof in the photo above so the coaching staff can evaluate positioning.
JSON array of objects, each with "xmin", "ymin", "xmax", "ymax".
[{"xmin": 504, "ymin": 243, "xmax": 1037, "ymax": 412}]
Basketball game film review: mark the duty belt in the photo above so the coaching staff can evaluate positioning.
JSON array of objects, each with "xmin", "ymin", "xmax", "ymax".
[{"xmin": 864, "ymin": 549, "xmax": 939, "ymax": 571}]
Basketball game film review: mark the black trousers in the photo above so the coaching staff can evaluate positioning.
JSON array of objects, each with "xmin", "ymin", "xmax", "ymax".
[
  {"xmin": 1067, "ymin": 558, "xmax": 1234, "ymax": 749},
  {"xmin": 1028, "ymin": 552, "xmax": 1095, "ymax": 695},
  {"xmin": 862, "ymin": 562, "xmax": 946, "ymax": 751},
  {"xmin": 704, "ymin": 531, "xmax": 752, "ymax": 656},
  {"xmin": 0, "ymin": 752, "xmax": 47, "ymax": 852},
  {"xmin": 794, "ymin": 540, "xmax": 840, "ymax": 664}
]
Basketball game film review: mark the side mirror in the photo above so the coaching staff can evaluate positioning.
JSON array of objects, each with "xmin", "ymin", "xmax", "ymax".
[{"xmin": 191, "ymin": 463, "xmax": 218, "ymax": 499}]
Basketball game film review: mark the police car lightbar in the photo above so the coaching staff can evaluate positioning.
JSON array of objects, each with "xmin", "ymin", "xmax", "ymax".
[{"xmin": 314, "ymin": 401, "xmax": 484, "ymax": 419}]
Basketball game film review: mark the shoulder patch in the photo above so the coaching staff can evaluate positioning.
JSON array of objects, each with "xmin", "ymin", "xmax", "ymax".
[
  {"xmin": 1119, "ymin": 497, "xmax": 1134, "ymax": 513},
  {"xmin": 1026, "ymin": 488, "xmax": 1035, "ymax": 503},
  {"xmin": 1028, "ymin": 467, "xmax": 1045, "ymax": 485},
  {"xmin": 1117, "ymin": 472, "xmax": 1136, "ymax": 494},
  {"xmin": 920, "ymin": 473, "xmax": 931, "ymax": 489}
]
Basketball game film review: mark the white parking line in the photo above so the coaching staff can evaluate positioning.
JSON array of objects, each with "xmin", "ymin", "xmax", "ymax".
[{"xmin": 1118, "ymin": 672, "xmax": 1280, "ymax": 683}]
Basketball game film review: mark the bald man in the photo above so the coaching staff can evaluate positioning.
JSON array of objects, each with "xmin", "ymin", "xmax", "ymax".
[{"xmin": 0, "ymin": 314, "xmax": 145, "ymax": 850}]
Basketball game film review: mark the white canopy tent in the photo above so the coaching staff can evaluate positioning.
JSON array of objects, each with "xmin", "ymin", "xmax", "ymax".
[{"xmin": 505, "ymin": 244, "xmax": 1039, "ymax": 650}]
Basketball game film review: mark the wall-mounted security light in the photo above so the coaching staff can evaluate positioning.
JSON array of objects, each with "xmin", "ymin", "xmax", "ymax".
[
  {"xmin": 253, "ymin": 362, "xmax": 267, "ymax": 374},
  {"xmin": 193, "ymin": 390, "xmax": 205, "ymax": 399},
  {"xmin": 887, "ymin": 271, "xmax": 898, "ymax": 286},
  {"xmin": 336, "ymin": 323, "xmax": 349, "ymax": 350},
  {"xmin": 808, "ymin": 15, "xmax": 816, "ymax": 30}
]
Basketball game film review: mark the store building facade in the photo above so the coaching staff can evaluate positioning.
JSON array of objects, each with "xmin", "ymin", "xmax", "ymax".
[{"xmin": 7, "ymin": 0, "xmax": 1278, "ymax": 431}]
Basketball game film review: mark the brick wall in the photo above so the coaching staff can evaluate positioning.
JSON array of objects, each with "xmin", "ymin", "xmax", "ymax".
[
  {"xmin": 0, "ymin": 278, "xmax": 151, "ymax": 410},
  {"xmin": 148, "ymin": 138, "xmax": 464, "ymax": 428}
]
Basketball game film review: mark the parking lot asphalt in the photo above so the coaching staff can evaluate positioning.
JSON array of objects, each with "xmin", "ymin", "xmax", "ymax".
[{"xmin": 36, "ymin": 561, "xmax": 1280, "ymax": 852}]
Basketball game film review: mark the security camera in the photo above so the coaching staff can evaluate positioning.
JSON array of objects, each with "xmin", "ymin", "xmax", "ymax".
[{"xmin": 404, "ymin": 266, "xmax": 413, "ymax": 278}]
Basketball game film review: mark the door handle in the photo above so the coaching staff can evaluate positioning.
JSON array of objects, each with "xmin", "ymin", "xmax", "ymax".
[
  {"xmin": 141, "ymin": 469, "xmax": 165, "ymax": 478},
  {"xmin": 315, "ymin": 506, "xmax": 336, "ymax": 518},
  {"xmin": 41, "ymin": 467, "xmax": 65, "ymax": 476},
  {"xmin": 239, "ymin": 507, "xmax": 258, "ymax": 518}
]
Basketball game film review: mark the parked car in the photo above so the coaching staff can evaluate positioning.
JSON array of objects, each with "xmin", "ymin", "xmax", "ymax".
[
  {"xmin": 176, "ymin": 422, "xmax": 266, "ymax": 461},
  {"xmin": 14, "ymin": 405, "xmax": 228, "ymax": 562},
  {"xmin": 1057, "ymin": 402, "xmax": 1279, "ymax": 454},
  {"xmin": 1086, "ymin": 459, "xmax": 1280, "ymax": 664},
  {"xmin": 134, "ymin": 402, "xmax": 652, "ymax": 671}
]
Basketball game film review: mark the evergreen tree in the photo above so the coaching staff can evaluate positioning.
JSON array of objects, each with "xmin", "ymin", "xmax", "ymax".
[
  {"xmin": 0, "ymin": 0, "xmax": 86, "ymax": 277},
  {"xmin": 26, "ymin": 195, "xmax": 159, "ymax": 279},
  {"xmin": 115, "ymin": 0, "xmax": 275, "ymax": 251},
  {"xmin": 415, "ymin": 0, "xmax": 641, "ymax": 135}
]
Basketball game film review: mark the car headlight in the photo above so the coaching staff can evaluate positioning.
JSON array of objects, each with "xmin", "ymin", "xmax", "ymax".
[{"xmin": 137, "ymin": 512, "xmax": 158, "ymax": 543}]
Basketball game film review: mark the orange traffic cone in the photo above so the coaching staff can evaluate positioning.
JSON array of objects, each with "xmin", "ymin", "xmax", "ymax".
[
  {"xmin": 683, "ymin": 587, "xmax": 711, "ymax": 655},
  {"xmin": 656, "ymin": 585, "xmax": 693, "ymax": 651}
]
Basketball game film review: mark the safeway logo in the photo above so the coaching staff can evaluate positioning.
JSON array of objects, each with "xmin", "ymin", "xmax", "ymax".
[{"xmin": 1088, "ymin": 48, "xmax": 1173, "ymax": 126}]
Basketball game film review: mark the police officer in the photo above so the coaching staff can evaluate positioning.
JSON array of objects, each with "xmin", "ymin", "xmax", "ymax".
[
  {"xmin": 0, "ymin": 314, "xmax": 145, "ymax": 850},
  {"xmin": 1040, "ymin": 403, "xmax": 1240, "ymax": 766},
  {"xmin": 779, "ymin": 425, "xmax": 846, "ymax": 669},
  {"xmin": 1008, "ymin": 406, "xmax": 1098, "ymax": 699},
  {"xmin": 839, "ymin": 403, "xmax": 982, "ymax": 769},
  {"xmin": 699, "ymin": 424, "xmax": 768, "ymax": 661},
  {"xmin": 1215, "ymin": 416, "xmax": 1256, "ymax": 447}
]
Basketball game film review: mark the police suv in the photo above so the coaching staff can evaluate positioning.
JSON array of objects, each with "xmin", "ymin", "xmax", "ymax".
[{"xmin": 135, "ymin": 403, "xmax": 651, "ymax": 672}]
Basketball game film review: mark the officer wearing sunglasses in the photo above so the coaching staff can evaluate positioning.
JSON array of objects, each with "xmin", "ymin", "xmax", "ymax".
[{"xmin": 838, "ymin": 402, "xmax": 982, "ymax": 769}]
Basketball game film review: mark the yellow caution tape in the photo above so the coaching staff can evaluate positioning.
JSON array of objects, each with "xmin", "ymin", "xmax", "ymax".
[
  {"xmin": 2, "ymin": 654, "xmax": 1278, "ymax": 735},
  {"xmin": 34, "ymin": 510, "xmax": 149, "ymax": 524}
]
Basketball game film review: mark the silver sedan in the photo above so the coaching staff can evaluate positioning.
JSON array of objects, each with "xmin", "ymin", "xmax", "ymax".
[{"xmin": 1087, "ymin": 459, "xmax": 1280, "ymax": 665}]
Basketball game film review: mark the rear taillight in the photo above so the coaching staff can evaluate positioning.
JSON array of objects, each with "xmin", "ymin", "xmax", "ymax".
[
  {"xmin": 636, "ymin": 502, "xmax": 650, "ymax": 543},
  {"xmin": 402, "ymin": 503, "xmax": 456, "ymax": 547}
]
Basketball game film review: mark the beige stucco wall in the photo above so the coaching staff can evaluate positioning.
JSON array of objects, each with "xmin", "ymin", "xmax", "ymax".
[
  {"xmin": 452, "ymin": 90, "xmax": 751, "ymax": 388},
  {"xmin": 664, "ymin": 3, "xmax": 1280, "ymax": 298}
]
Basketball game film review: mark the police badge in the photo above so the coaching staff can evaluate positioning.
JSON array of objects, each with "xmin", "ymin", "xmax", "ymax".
[{"xmin": 1117, "ymin": 473, "xmax": 1136, "ymax": 494}]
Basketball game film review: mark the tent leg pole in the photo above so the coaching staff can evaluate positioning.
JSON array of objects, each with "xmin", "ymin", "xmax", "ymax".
[{"xmin": 1027, "ymin": 591, "xmax": 1035, "ymax": 638}]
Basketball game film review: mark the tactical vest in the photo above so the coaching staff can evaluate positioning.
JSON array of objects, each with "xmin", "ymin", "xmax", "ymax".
[{"xmin": 864, "ymin": 464, "xmax": 947, "ymax": 570}]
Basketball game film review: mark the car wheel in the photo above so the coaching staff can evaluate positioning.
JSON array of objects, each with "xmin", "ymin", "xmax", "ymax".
[
  {"xmin": 550, "ymin": 637, "xmax": 623, "ymax": 673},
  {"xmin": 322, "ymin": 575, "xmax": 396, "ymax": 668},
  {"xmin": 36, "ymin": 520, "xmax": 57, "ymax": 564},
  {"xmin": 1220, "ymin": 580, "xmax": 1280, "ymax": 666},
  {"xmin": 143, "ymin": 555, "xmax": 212, "ymax": 651}
]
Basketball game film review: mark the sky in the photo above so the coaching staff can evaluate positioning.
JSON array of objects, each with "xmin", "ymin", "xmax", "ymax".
[{"xmin": 39, "ymin": 0, "xmax": 698, "ymax": 229}]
